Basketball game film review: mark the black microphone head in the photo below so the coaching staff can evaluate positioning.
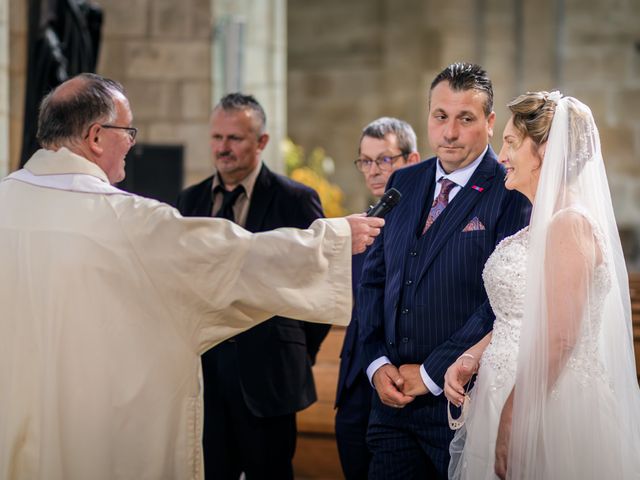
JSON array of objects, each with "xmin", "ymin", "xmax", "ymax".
[
  {"xmin": 366, "ymin": 187, "xmax": 402, "ymax": 217},
  {"xmin": 381, "ymin": 187, "xmax": 402, "ymax": 207}
]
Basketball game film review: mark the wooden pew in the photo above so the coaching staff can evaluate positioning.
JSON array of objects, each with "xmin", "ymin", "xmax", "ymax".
[
  {"xmin": 293, "ymin": 326, "xmax": 346, "ymax": 479},
  {"xmin": 630, "ymin": 272, "xmax": 640, "ymax": 381}
]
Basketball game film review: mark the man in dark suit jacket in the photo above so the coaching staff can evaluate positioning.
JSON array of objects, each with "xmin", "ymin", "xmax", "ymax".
[
  {"xmin": 358, "ymin": 63, "xmax": 531, "ymax": 479},
  {"xmin": 177, "ymin": 93, "xmax": 330, "ymax": 480},
  {"xmin": 335, "ymin": 117, "xmax": 419, "ymax": 480}
]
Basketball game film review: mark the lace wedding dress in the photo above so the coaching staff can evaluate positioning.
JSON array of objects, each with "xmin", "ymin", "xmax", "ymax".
[
  {"xmin": 449, "ymin": 209, "xmax": 634, "ymax": 479},
  {"xmin": 448, "ymin": 225, "xmax": 529, "ymax": 480}
]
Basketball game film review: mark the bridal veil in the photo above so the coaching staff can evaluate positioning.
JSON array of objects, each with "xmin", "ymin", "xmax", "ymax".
[{"xmin": 507, "ymin": 94, "xmax": 640, "ymax": 479}]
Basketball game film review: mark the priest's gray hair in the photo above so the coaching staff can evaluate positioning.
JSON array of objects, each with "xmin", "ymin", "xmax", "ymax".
[{"xmin": 36, "ymin": 73, "xmax": 125, "ymax": 148}]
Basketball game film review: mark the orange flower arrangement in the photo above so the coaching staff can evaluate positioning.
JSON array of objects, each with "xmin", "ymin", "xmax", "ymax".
[{"xmin": 282, "ymin": 138, "xmax": 346, "ymax": 218}]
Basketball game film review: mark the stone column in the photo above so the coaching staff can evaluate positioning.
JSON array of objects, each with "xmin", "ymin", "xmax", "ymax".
[
  {"xmin": 0, "ymin": 0, "xmax": 8, "ymax": 178},
  {"xmin": 211, "ymin": 0, "xmax": 286, "ymax": 173}
]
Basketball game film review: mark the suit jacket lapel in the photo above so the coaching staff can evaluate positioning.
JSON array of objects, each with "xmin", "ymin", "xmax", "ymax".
[
  {"xmin": 418, "ymin": 151, "xmax": 498, "ymax": 280},
  {"xmin": 386, "ymin": 161, "xmax": 436, "ymax": 304},
  {"xmin": 413, "ymin": 163, "xmax": 438, "ymax": 238},
  {"xmin": 194, "ymin": 177, "xmax": 215, "ymax": 216},
  {"xmin": 245, "ymin": 164, "xmax": 275, "ymax": 233}
]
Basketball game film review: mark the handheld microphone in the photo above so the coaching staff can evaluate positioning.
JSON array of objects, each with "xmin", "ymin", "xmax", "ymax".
[{"xmin": 366, "ymin": 187, "xmax": 402, "ymax": 218}]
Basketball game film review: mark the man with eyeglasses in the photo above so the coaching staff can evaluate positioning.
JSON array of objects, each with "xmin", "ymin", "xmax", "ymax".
[
  {"xmin": 0, "ymin": 73, "xmax": 384, "ymax": 480},
  {"xmin": 335, "ymin": 117, "xmax": 419, "ymax": 479},
  {"xmin": 98, "ymin": 124, "xmax": 138, "ymax": 141}
]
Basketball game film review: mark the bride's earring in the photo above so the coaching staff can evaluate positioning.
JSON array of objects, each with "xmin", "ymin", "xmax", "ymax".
[{"xmin": 448, "ymin": 392, "xmax": 470, "ymax": 430}]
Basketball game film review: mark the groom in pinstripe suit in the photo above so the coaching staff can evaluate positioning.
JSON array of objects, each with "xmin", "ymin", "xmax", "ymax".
[{"xmin": 358, "ymin": 63, "xmax": 531, "ymax": 479}]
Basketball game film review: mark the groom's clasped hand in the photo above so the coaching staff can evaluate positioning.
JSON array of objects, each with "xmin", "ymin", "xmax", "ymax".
[
  {"xmin": 372, "ymin": 363, "xmax": 432, "ymax": 408},
  {"xmin": 372, "ymin": 364, "xmax": 416, "ymax": 408},
  {"xmin": 373, "ymin": 355, "xmax": 482, "ymax": 410},
  {"xmin": 372, "ymin": 356, "xmax": 482, "ymax": 409}
]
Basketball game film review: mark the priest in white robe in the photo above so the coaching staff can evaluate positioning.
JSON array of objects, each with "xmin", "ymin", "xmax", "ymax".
[{"xmin": 0, "ymin": 73, "xmax": 383, "ymax": 480}]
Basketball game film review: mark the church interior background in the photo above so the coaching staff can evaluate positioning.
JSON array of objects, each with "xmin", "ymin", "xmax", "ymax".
[{"xmin": 1, "ymin": 0, "xmax": 639, "ymax": 477}]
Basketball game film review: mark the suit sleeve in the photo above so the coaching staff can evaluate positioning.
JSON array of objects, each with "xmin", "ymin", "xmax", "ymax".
[
  {"xmin": 176, "ymin": 184, "xmax": 197, "ymax": 216},
  {"xmin": 176, "ymin": 180, "xmax": 212, "ymax": 218},
  {"xmin": 357, "ymin": 172, "xmax": 401, "ymax": 372},
  {"xmin": 176, "ymin": 191, "xmax": 186, "ymax": 214},
  {"xmin": 421, "ymin": 190, "xmax": 531, "ymax": 388},
  {"xmin": 357, "ymin": 219, "xmax": 391, "ymax": 372}
]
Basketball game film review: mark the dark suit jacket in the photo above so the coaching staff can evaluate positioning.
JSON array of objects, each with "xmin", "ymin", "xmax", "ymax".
[
  {"xmin": 335, "ymin": 252, "xmax": 366, "ymax": 408},
  {"xmin": 177, "ymin": 163, "xmax": 330, "ymax": 417},
  {"xmin": 358, "ymin": 147, "xmax": 529, "ymax": 410}
]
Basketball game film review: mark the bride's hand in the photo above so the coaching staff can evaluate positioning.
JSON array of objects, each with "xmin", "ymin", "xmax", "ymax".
[{"xmin": 444, "ymin": 354, "xmax": 478, "ymax": 406}]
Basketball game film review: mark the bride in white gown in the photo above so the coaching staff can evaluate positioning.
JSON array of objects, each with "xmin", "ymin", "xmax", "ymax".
[{"xmin": 445, "ymin": 92, "xmax": 640, "ymax": 479}]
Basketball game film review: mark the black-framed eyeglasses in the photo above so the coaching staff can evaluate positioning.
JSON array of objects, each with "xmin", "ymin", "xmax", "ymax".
[
  {"xmin": 354, "ymin": 153, "xmax": 407, "ymax": 172},
  {"xmin": 100, "ymin": 124, "xmax": 138, "ymax": 141}
]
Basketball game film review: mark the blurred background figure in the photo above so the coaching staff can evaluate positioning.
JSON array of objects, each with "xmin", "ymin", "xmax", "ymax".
[
  {"xmin": 335, "ymin": 116, "xmax": 419, "ymax": 480},
  {"xmin": 177, "ymin": 93, "xmax": 331, "ymax": 480}
]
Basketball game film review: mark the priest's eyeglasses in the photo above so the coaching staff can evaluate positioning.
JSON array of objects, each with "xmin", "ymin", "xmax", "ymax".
[
  {"xmin": 354, "ymin": 153, "xmax": 406, "ymax": 172},
  {"xmin": 100, "ymin": 124, "xmax": 138, "ymax": 141}
]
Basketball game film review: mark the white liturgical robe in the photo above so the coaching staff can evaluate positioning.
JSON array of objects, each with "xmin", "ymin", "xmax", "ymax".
[{"xmin": 0, "ymin": 148, "xmax": 352, "ymax": 480}]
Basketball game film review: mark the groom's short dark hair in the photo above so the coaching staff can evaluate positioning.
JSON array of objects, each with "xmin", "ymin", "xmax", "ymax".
[{"xmin": 429, "ymin": 62, "xmax": 494, "ymax": 117}]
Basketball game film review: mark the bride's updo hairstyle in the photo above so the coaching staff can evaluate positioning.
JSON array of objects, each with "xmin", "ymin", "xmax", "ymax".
[
  {"xmin": 508, "ymin": 91, "xmax": 594, "ymax": 183},
  {"xmin": 507, "ymin": 91, "xmax": 556, "ymax": 150}
]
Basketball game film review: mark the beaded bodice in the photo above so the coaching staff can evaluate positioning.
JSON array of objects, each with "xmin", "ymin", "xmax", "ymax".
[
  {"xmin": 480, "ymin": 214, "xmax": 611, "ymax": 390},
  {"xmin": 480, "ymin": 227, "xmax": 529, "ymax": 388}
]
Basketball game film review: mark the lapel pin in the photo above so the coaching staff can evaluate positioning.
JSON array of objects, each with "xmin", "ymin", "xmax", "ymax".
[{"xmin": 471, "ymin": 185, "xmax": 484, "ymax": 192}]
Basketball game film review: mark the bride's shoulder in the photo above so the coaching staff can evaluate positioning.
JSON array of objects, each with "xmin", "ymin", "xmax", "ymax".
[
  {"xmin": 550, "ymin": 206, "xmax": 597, "ymax": 231},
  {"xmin": 548, "ymin": 206, "xmax": 599, "ymax": 250}
]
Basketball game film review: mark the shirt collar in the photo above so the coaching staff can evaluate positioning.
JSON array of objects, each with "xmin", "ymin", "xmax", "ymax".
[
  {"xmin": 211, "ymin": 162, "xmax": 262, "ymax": 200},
  {"xmin": 435, "ymin": 145, "xmax": 488, "ymax": 187}
]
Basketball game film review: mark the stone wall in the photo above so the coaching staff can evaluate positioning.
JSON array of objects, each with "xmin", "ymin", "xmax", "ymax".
[
  {"xmin": 288, "ymin": 0, "xmax": 640, "ymax": 266},
  {"xmin": 95, "ymin": 0, "xmax": 213, "ymax": 187},
  {"xmin": 7, "ymin": 0, "xmax": 286, "ymax": 189},
  {"xmin": 288, "ymin": 0, "xmax": 436, "ymax": 212},
  {"xmin": 4, "ymin": 1, "xmax": 640, "ymax": 264},
  {"xmin": 6, "ymin": 0, "xmax": 213, "ymax": 183},
  {"xmin": 212, "ymin": 0, "xmax": 287, "ymax": 173}
]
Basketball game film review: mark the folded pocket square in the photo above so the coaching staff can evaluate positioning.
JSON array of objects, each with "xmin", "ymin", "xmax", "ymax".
[{"xmin": 462, "ymin": 217, "xmax": 486, "ymax": 232}]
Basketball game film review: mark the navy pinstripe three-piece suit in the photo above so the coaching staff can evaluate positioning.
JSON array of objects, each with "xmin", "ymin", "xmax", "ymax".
[{"xmin": 358, "ymin": 147, "xmax": 530, "ymax": 479}]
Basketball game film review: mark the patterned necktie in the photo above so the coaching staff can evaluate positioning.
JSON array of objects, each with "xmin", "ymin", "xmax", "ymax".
[
  {"xmin": 422, "ymin": 178, "xmax": 457, "ymax": 234},
  {"xmin": 214, "ymin": 185, "xmax": 245, "ymax": 222}
]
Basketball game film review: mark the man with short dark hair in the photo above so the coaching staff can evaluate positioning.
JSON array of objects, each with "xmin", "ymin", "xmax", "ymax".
[
  {"xmin": 177, "ymin": 93, "xmax": 331, "ymax": 480},
  {"xmin": 0, "ymin": 73, "xmax": 383, "ymax": 480},
  {"xmin": 359, "ymin": 63, "xmax": 531, "ymax": 479}
]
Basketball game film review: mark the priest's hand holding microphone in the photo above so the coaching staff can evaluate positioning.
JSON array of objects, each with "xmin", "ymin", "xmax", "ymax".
[{"xmin": 346, "ymin": 188, "xmax": 402, "ymax": 254}]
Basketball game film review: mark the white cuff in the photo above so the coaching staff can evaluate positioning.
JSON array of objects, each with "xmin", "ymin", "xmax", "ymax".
[
  {"xmin": 366, "ymin": 356, "xmax": 391, "ymax": 387},
  {"xmin": 420, "ymin": 364, "xmax": 443, "ymax": 396}
]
